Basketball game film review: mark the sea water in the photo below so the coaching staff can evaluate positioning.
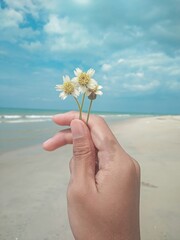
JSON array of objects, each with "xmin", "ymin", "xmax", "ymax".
[
  {"xmin": 0, "ymin": 108, "xmax": 136, "ymax": 124},
  {"xmin": 0, "ymin": 108, "xmax": 147, "ymax": 154}
]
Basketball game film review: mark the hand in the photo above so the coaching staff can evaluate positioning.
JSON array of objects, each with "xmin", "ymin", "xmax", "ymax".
[{"xmin": 43, "ymin": 111, "xmax": 141, "ymax": 240}]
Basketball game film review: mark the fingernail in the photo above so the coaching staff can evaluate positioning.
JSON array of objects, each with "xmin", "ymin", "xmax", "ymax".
[
  {"xmin": 71, "ymin": 120, "xmax": 85, "ymax": 139},
  {"xmin": 52, "ymin": 114, "xmax": 62, "ymax": 120},
  {"xmin": 43, "ymin": 138, "xmax": 53, "ymax": 146}
]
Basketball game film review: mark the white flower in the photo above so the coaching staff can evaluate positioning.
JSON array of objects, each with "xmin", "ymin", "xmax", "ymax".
[
  {"xmin": 72, "ymin": 68, "xmax": 97, "ymax": 93},
  {"xmin": 87, "ymin": 84, "xmax": 103, "ymax": 100},
  {"xmin": 55, "ymin": 75, "xmax": 79, "ymax": 100}
]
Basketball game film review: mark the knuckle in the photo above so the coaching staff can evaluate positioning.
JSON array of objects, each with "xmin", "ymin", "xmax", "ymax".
[
  {"xmin": 133, "ymin": 159, "xmax": 141, "ymax": 175},
  {"xmin": 91, "ymin": 114, "xmax": 105, "ymax": 124},
  {"xmin": 97, "ymin": 115, "xmax": 105, "ymax": 123},
  {"xmin": 73, "ymin": 143, "xmax": 92, "ymax": 158},
  {"xmin": 122, "ymin": 156, "xmax": 138, "ymax": 175},
  {"xmin": 69, "ymin": 110, "xmax": 76, "ymax": 114},
  {"xmin": 123, "ymin": 156, "xmax": 141, "ymax": 182},
  {"xmin": 68, "ymin": 110, "xmax": 79, "ymax": 118},
  {"xmin": 132, "ymin": 159, "xmax": 141, "ymax": 181}
]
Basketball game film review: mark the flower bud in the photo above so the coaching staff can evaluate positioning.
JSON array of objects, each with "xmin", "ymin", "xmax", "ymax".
[{"xmin": 88, "ymin": 92, "xmax": 97, "ymax": 100}]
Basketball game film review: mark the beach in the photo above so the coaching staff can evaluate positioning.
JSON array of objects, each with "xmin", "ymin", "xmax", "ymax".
[{"xmin": 0, "ymin": 114, "xmax": 180, "ymax": 240}]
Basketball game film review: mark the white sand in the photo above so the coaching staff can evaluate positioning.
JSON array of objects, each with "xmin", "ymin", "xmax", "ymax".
[
  {"xmin": 111, "ymin": 115, "xmax": 180, "ymax": 240},
  {"xmin": 0, "ymin": 115, "xmax": 180, "ymax": 240}
]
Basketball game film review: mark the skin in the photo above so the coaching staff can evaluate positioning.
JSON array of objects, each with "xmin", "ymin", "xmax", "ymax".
[{"xmin": 43, "ymin": 111, "xmax": 141, "ymax": 240}]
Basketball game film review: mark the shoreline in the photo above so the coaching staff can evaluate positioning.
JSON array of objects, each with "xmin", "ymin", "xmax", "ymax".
[
  {"xmin": 1, "ymin": 114, "xmax": 179, "ymax": 155},
  {"xmin": 0, "ymin": 114, "xmax": 138, "ymax": 155},
  {"xmin": 0, "ymin": 115, "xmax": 180, "ymax": 239}
]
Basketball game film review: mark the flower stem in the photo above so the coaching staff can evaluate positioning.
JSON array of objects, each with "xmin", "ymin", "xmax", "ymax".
[
  {"xmin": 73, "ymin": 97, "xmax": 81, "ymax": 119},
  {"xmin": 80, "ymin": 93, "xmax": 86, "ymax": 120},
  {"xmin": 86, "ymin": 99, "xmax": 93, "ymax": 124}
]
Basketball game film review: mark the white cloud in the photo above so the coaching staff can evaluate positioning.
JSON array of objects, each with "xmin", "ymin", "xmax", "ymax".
[
  {"xmin": 101, "ymin": 64, "xmax": 112, "ymax": 72},
  {"xmin": 1, "ymin": 26, "xmax": 40, "ymax": 44},
  {"xmin": 167, "ymin": 80, "xmax": 180, "ymax": 91},
  {"xmin": 0, "ymin": 5, "xmax": 41, "ymax": 43},
  {"xmin": 73, "ymin": 0, "xmax": 91, "ymax": 5},
  {"xmin": 118, "ymin": 58, "xmax": 125, "ymax": 64},
  {"xmin": 49, "ymin": 34, "xmax": 89, "ymax": 51},
  {"xmin": 44, "ymin": 15, "xmax": 75, "ymax": 35},
  {"xmin": 169, "ymin": 68, "xmax": 180, "ymax": 76},
  {"xmin": 44, "ymin": 15, "xmax": 100, "ymax": 51},
  {"xmin": 150, "ymin": 20, "xmax": 180, "ymax": 43},
  {"xmin": 44, "ymin": 15, "xmax": 59, "ymax": 34},
  {"xmin": 127, "ymin": 52, "xmax": 171, "ymax": 68},
  {"xmin": 21, "ymin": 41, "xmax": 42, "ymax": 51},
  {"xmin": 4, "ymin": 0, "xmax": 62, "ymax": 19},
  {"xmin": 125, "ymin": 72, "xmax": 144, "ymax": 78},
  {"xmin": 5, "ymin": 0, "xmax": 32, "ymax": 9},
  {"xmin": 0, "ymin": 8, "xmax": 24, "ymax": 29},
  {"xmin": 5, "ymin": 0, "xmax": 38, "ymax": 17},
  {"xmin": 123, "ymin": 80, "xmax": 160, "ymax": 92},
  {"xmin": 98, "ymin": 50, "xmax": 180, "ymax": 95},
  {"xmin": 136, "ymin": 72, "xmax": 144, "ymax": 78}
]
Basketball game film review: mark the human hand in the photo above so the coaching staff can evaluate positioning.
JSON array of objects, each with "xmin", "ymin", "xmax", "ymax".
[{"xmin": 43, "ymin": 112, "xmax": 141, "ymax": 240}]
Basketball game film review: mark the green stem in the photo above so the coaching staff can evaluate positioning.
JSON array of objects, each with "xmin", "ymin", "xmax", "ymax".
[
  {"xmin": 80, "ymin": 93, "xmax": 86, "ymax": 120},
  {"xmin": 86, "ymin": 99, "xmax": 93, "ymax": 124},
  {"xmin": 73, "ymin": 97, "xmax": 81, "ymax": 119}
]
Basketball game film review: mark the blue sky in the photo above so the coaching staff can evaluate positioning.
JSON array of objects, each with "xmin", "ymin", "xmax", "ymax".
[{"xmin": 0, "ymin": 0, "xmax": 180, "ymax": 114}]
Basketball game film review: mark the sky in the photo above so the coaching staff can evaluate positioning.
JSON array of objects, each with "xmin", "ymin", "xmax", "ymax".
[{"xmin": 0, "ymin": 0, "xmax": 180, "ymax": 114}]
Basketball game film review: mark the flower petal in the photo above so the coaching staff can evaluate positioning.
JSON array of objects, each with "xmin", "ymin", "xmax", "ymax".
[
  {"xmin": 74, "ymin": 68, "xmax": 82, "ymax": 77},
  {"xmin": 86, "ymin": 90, "xmax": 91, "ymax": 96},
  {"xmin": 96, "ymin": 90, "xmax": 103, "ymax": 95},
  {"xmin": 72, "ymin": 89, "xmax": 80, "ymax": 98},
  {"xmin": 87, "ymin": 68, "xmax": 95, "ymax": 77},
  {"xmin": 79, "ymin": 86, "xmax": 87, "ymax": 93},
  {"xmin": 71, "ymin": 77, "xmax": 78, "ymax": 84},
  {"xmin": 63, "ymin": 75, "xmax": 71, "ymax": 82},
  {"xmin": 60, "ymin": 92, "xmax": 67, "ymax": 100},
  {"xmin": 55, "ymin": 84, "xmax": 64, "ymax": 91},
  {"xmin": 91, "ymin": 79, "xmax": 97, "ymax": 84},
  {"xmin": 88, "ymin": 80, "xmax": 97, "ymax": 89}
]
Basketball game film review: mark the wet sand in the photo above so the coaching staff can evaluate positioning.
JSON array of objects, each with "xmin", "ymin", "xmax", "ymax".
[{"xmin": 0, "ymin": 115, "xmax": 180, "ymax": 240}]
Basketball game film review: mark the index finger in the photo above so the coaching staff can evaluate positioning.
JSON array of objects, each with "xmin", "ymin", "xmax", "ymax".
[{"xmin": 53, "ymin": 111, "xmax": 122, "ymax": 152}]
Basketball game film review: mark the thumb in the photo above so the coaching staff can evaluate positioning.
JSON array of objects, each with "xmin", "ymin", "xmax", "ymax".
[{"xmin": 70, "ymin": 119, "xmax": 96, "ymax": 183}]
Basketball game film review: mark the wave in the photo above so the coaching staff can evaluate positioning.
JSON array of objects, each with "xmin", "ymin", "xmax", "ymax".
[
  {"xmin": 0, "ymin": 114, "xmax": 52, "ymax": 124},
  {"xmin": 3, "ymin": 115, "xmax": 22, "ymax": 119},
  {"xmin": 25, "ymin": 115, "xmax": 53, "ymax": 119},
  {"xmin": 4, "ymin": 119, "xmax": 51, "ymax": 124},
  {"xmin": 101, "ymin": 114, "xmax": 131, "ymax": 118},
  {"xmin": 0, "ymin": 113, "xmax": 134, "ymax": 124}
]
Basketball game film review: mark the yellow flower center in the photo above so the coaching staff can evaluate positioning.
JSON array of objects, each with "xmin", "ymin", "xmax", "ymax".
[
  {"xmin": 78, "ymin": 72, "xmax": 90, "ymax": 86},
  {"xmin": 63, "ymin": 82, "xmax": 74, "ymax": 94}
]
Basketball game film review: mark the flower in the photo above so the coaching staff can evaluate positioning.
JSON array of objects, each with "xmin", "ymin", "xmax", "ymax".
[
  {"xmin": 55, "ymin": 67, "xmax": 103, "ymax": 124},
  {"xmin": 73, "ymin": 68, "xmax": 97, "ymax": 93},
  {"xmin": 87, "ymin": 84, "xmax": 103, "ymax": 100},
  {"xmin": 55, "ymin": 75, "xmax": 79, "ymax": 100}
]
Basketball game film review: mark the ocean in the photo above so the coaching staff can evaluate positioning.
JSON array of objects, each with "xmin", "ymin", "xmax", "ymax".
[
  {"xmin": 0, "ymin": 107, "xmax": 148, "ymax": 154},
  {"xmin": 0, "ymin": 108, "xmax": 136, "ymax": 124}
]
